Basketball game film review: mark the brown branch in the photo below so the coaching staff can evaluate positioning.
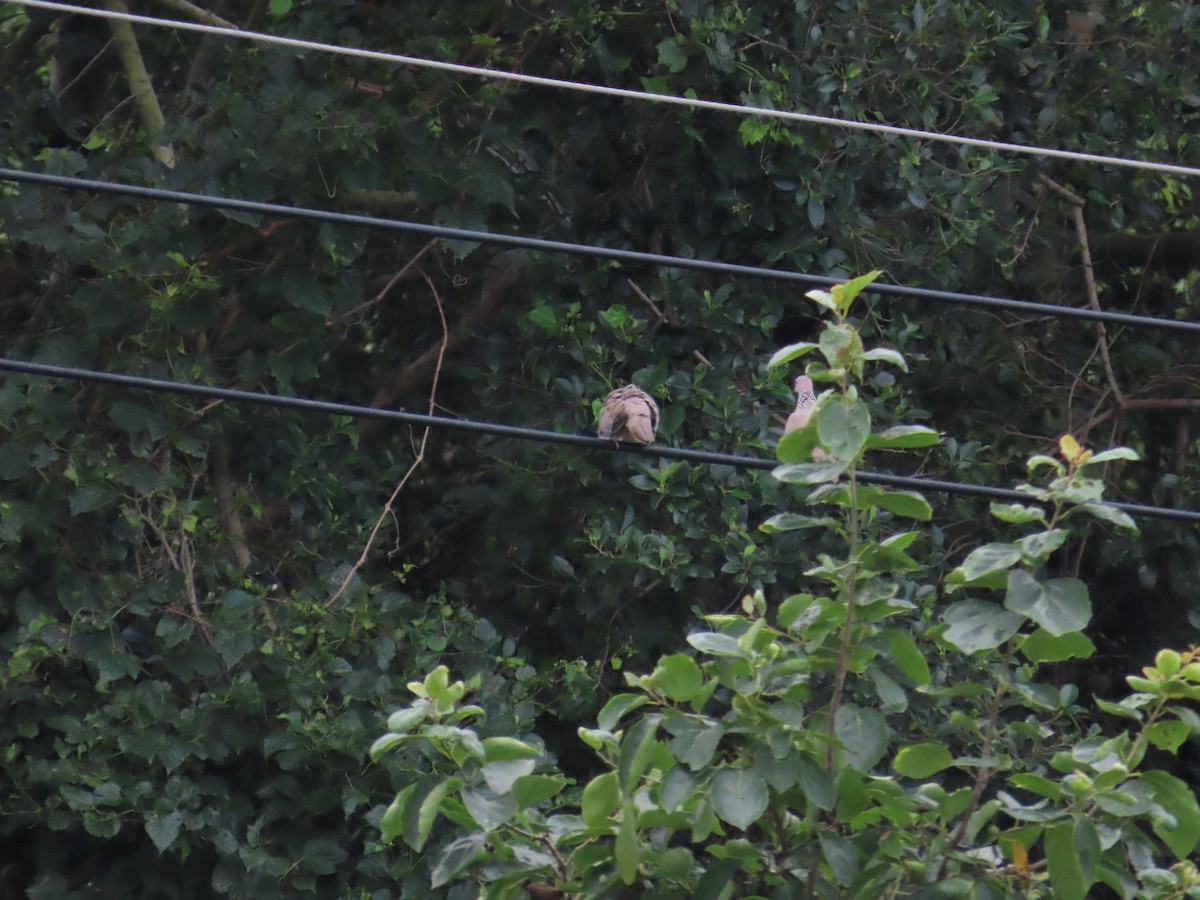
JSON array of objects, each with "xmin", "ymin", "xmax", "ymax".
[
  {"xmin": 147, "ymin": 0, "xmax": 238, "ymax": 28},
  {"xmin": 327, "ymin": 275, "xmax": 450, "ymax": 608},
  {"xmin": 359, "ymin": 258, "xmax": 523, "ymax": 438},
  {"xmin": 626, "ymin": 278, "xmax": 668, "ymax": 325},
  {"xmin": 1074, "ymin": 397, "xmax": 1200, "ymax": 436},
  {"xmin": 1040, "ymin": 175, "xmax": 1122, "ymax": 408},
  {"xmin": 329, "ymin": 239, "xmax": 436, "ymax": 325},
  {"xmin": 103, "ymin": 0, "xmax": 176, "ymax": 167}
]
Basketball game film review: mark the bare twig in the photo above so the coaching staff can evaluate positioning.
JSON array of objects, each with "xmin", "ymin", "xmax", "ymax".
[
  {"xmin": 626, "ymin": 278, "xmax": 668, "ymax": 324},
  {"xmin": 691, "ymin": 350, "xmax": 714, "ymax": 367},
  {"xmin": 1040, "ymin": 175, "xmax": 1123, "ymax": 408},
  {"xmin": 54, "ymin": 38, "xmax": 114, "ymax": 99},
  {"xmin": 329, "ymin": 239, "xmax": 436, "ymax": 325},
  {"xmin": 326, "ymin": 274, "xmax": 449, "ymax": 608}
]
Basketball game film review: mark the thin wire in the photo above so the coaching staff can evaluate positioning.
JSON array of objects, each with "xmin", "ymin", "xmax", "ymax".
[
  {"xmin": 9, "ymin": 0, "xmax": 1200, "ymax": 180},
  {"xmin": 0, "ymin": 357, "xmax": 1195, "ymax": 524},
  {"xmin": 6, "ymin": 167, "xmax": 1200, "ymax": 336}
]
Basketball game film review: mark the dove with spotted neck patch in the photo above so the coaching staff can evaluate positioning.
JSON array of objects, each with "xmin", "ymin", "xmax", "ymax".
[{"xmin": 784, "ymin": 375, "xmax": 832, "ymax": 461}]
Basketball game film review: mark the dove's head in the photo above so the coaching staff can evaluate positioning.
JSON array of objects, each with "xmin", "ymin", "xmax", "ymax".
[{"xmin": 794, "ymin": 375, "xmax": 814, "ymax": 395}]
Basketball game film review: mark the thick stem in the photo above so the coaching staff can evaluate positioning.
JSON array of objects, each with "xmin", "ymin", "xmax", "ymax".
[
  {"xmin": 825, "ymin": 460, "xmax": 860, "ymax": 771},
  {"xmin": 103, "ymin": 0, "xmax": 176, "ymax": 167}
]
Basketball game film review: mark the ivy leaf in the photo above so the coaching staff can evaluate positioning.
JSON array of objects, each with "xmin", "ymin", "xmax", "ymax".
[
  {"xmin": 1020, "ymin": 628, "xmax": 1095, "ymax": 662},
  {"xmin": 144, "ymin": 810, "xmax": 182, "ymax": 852},
  {"xmin": 301, "ymin": 836, "xmax": 348, "ymax": 875}
]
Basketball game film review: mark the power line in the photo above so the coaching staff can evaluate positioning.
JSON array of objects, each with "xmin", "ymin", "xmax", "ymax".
[
  {"xmin": 9, "ymin": 0, "xmax": 1200, "ymax": 180},
  {"xmin": 0, "ymin": 356, "xmax": 1195, "ymax": 524},
  {"xmin": 5, "ymin": 166, "xmax": 1200, "ymax": 336}
]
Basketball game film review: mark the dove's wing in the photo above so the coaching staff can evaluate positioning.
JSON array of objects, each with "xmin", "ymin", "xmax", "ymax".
[{"xmin": 598, "ymin": 385, "xmax": 659, "ymax": 444}]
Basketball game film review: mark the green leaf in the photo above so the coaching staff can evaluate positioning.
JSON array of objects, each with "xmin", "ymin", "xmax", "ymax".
[
  {"xmin": 1020, "ymin": 629, "xmax": 1095, "ymax": 662},
  {"xmin": 776, "ymin": 424, "xmax": 822, "ymax": 464},
  {"xmin": 1018, "ymin": 529, "xmax": 1069, "ymax": 564},
  {"xmin": 582, "ymin": 772, "xmax": 620, "ymax": 826},
  {"xmin": 865, "ymin": 424, "xmax": 938, "ymax": 449},
  {"xmin": 651, "ymin": 653, "xmax": 704, "ymax": 702},
  {"xmin": 481, "ymin": 736, "xmax": 542, "ymax": 762},
  {"xmin": 511, "ymin": 774, "xmax": 566, "ymax": 807},
  {"xmin": 462, "ymin": 787, "xmax": 517, "ymax": 830},
  {"xmin": 1142, "ymin": 770, "xmax": 1200, "ymax": 858},
  {"xmin": 144, "ymin": 811, "xmax": 182, "ymax": 852},
  {"xmin": 430, "ymin": 832, "xmax": 487, "ymax": 888},
  {"xmin": 1084, "ymin": 447, "xmax": 1140, "ymax": 464},
  {"xmin": 656, "ymin": 37, "xmax": 688, "ymax": 73},
  {"xmin": 989, "ymin": 502, "xmax": 1048, "ymax": 525},
  {"xmin": 796, "ymin": 755, "xmax": 835, "ymax": 810},
  {"xmin": 301, "ymin": 836, "xmax": 348, "ymax": 875},
  {"xmin": 861, "ymin": 347, "xmax": 909, "ymax": 371},
  {"xmin": 617, "ymin": 715, "xmax": 661, "ymax": 794},
  {"xmin": 766, "ymin": 341, "xmax": 819, "ymax": 369},
  {"xmin": 380, "ymin": 784, "xmax": 413, "ymax": 844},
  {"xmin": 268, "ymin": 0, "xmax": 293, "ymax": 15},
  {"xmin": 386, "ymin": 705, "xmax": 430, "ymax": 734},
  {"xmin": 710, "ymin": 768, "xmax": 768, "ymax": 830},
  {"xmin": 834, "ymin": 705, "xmax": 888, "ymax": 771},
  {"xmin": 817, "ymin": 396, "xmax": 871, "ymax": 460},
  {"xmin": 950, "ymin": 543, "xmax": 1022, "ymax": 585},
  {"xmin": 597, "ymin": 693, "xmax": 650, "ymax": 731},
  {"xmin": 687, "ymin": 632, "xmax": 748, "ymax": 658},
  {"xmin": 481, "ymin": 758, "xmax": 536, "ymax": 795},
  {"xmin": 1072, "ymin": 501, "xmax": 1138, "ymax": 532},
  {"xmin": 942, "ymin": 600, "xmax": 1025, "ymax": 653},
  {"xmin": 893, "ymin": 743, "xmax": 953, "ymax": 778},
  {"xmin": 1044, "ymin": 822, "xmax": 1089, "ymax": 900},
  {"xmin": 401, "ymin": 775, "xmax": 459, "ymax": 851},
  {"xmin": 831, "ymin": 270, "xmax": 882, "ymax": 312},
  {"xmin": 819, "ymin": 832, "xmax": 860, "ymax": 886},
  {"xmin": 886, "ymin": 630, "xmax": 931, "ymax": 684},
  {"xmin": 759, "ymin": 512, "xmax": 841, "ymax": 533},
  {"xmin": 873, "ymin": 490, "xmax": 933, "ymax": 521},
  {"xmin": 1004, "ymin": 571, "xmax": 1090, "ymax": 636},
  {"xmin": 772, "ymin": 459, "xmax": 851, "ymax": 484}
]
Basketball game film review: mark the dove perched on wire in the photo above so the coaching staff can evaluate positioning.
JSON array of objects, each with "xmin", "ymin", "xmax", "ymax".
[
  {"xmin": 784, "ymin": 375, "xmax": 832, "ymax": 461},
  {"xmin": 598, "ymin": 384, "xmax": 659, "ymax": 445}
]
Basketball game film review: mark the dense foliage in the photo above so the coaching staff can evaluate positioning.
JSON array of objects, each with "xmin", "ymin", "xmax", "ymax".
[
  {"xmin": 374, "ymin": 277, "xmax": 1200, "ymax": 897},
  {"xmin": 1, "ymin": 0, "xmax": 1198, "ymax": 896}
]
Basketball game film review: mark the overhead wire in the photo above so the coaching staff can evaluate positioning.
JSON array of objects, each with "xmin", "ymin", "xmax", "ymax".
[
  {"xmin": 8, "ymin": 0, "xmax": 1200, "ymax": 179},
  {"xmin": 0, "ymin": 357, "xmax": 1195, "ymax": 524},
  {"xmin": 5, "ymin": 167, "xmax": 1200, "ymax": 336}
]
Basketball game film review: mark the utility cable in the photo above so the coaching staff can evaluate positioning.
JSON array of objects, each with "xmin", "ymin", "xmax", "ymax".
[
  {"xmin": 0, "ymin": 356, "xmax": 1195, "ymax": 524},
  {"xmin": 5, "ymin": 166, "xmax": 1200, "ymax": 336},
  {"xmin": 8, "ymin": 0, "xmax": 1200, "ymax": 180}
]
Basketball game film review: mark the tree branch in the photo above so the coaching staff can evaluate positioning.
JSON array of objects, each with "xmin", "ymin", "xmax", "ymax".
[
  {"xmin": 147, "ymin": 0, "xmax": 237, "ymax": 28},
  {"xmin": 1040, "ymin": 175, "xmax": 1123, "ymax": 408},
  {"xmin": 102, "ymin": 0, "xmax": 176, "ymax": 167}
]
